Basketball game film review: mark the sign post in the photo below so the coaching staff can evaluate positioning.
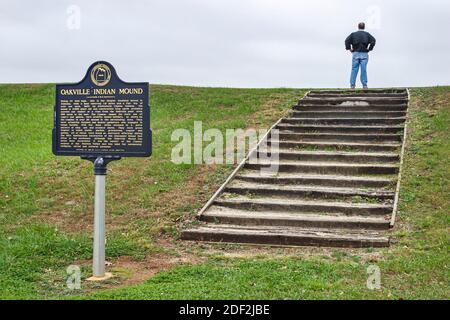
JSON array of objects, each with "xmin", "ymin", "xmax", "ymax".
[
  {"xmin": 82, "ymin": 156, "xmax": 120, "ymax": 280},
  {"xmin": 53, "ymin": 61, "xmax": 152, "ymax": 281},
  {"xmin": 93, "ymin": 160, "xmax": 106, "ymax": 279}
]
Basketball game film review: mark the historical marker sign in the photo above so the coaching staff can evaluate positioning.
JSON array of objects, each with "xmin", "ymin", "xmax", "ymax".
[
  {"xmin": 52, "ymin": 61, "xmax": 152, "ymax": 280},
  {"xmin": 53, "ymin": 61, "xmax": 152, "ymax": 157}
]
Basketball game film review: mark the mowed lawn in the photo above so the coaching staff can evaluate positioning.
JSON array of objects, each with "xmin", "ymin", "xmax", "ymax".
[
  {"xmin": 0, "ymin": 84, "xmax": 303, "ymax": 298},
  {"xmin": 0, "ymin": 84, "xmax": 449, "ymax": 299}
]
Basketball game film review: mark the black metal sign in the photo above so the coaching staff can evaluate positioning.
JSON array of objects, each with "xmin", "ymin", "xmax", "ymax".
[{"xmin": 52, "ymin": 61, "xmax": 152, "ymax": 157}]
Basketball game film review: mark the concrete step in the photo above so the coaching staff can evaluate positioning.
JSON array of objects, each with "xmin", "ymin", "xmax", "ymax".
[
  {"xmin": 235, "ymin": 171, "xmax": 395, "ymax": 188},
  {"xmin": 290, "ymin": 111, "xmax": 406, "ymax": 118},
  {"xmin": 299, "ymin": 97, "xmax": 407, "ymax": 105},
  {"xmin": 281, "ymin": 117, "xmax": 407, "ymax": 125},
  {"xmin": 293, "ymin": 105, "xmax": 407, "ymax": 112},
  {"xmin": 255, "ymin": 149, "xmax": 399, "ymax": 163},
  {"xmin": 214, "ymin": 196, "xmax": 393, "ymax": 215},
  {"xmin": 297, "ymin": 101, "xmax": 406, "ymax": 107},
  {"xmin": 309, "ymin": 88, "xmax": 407, "ymax": 94},
  {"xmin": 201, "ymin": 206, "xmax": 391, "ymax": 230},
  {"xmin": 275, "ymin": 124, "xmax": 404, "ymax": 134},
  {"xmin": 182, "ymin": 224, "xmax": 390, "ymax": 247},
  {"xmin": 225, "ymin": 181, "xmax": 394, "ymax": 201},
  {"xmin": 273, "ymin": 140, "xmax": 401, "ymax": 152},
  {"xmin": 244, "ymin": 161, "xmax": 399, "ymax": 175},
  {"xmin": 277, "ymin": 132, "xmax": 403, "ymax": 142},
  {"xmin": 307, "ymin": 93, "xmax": 408, "ymax": 98}
]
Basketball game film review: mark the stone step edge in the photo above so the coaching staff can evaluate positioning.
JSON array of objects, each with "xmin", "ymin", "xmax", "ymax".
[
  {"xmin": 202, "ymin": 210, "xmax": 390, "ymax": 230},
  {"xmin": 181, "ymin": 225, "xmax": 390, "ymax": 248}
]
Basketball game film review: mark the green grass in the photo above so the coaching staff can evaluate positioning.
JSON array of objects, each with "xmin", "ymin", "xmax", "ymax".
[
  {"xmin": 0, "ymin": 223, "xmax": 145, "ymax": 299},
  {"xmin": 0, "ymin": 84, "xmax": 302, "ymax": 299},
  {"xmin": 84, "ymin": 258, "xmax": 367, "ymax": 300},
  {"xmin": 0, "ymin": 84, "xmax": 448, "ymax": 299}
]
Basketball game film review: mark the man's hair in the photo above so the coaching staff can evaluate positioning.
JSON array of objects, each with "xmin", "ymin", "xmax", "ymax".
[{"xmin": 358, "ymin": 22, "xmax": 365, "ymax": 30}]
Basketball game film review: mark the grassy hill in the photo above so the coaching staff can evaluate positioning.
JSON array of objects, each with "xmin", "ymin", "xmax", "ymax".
[{"xmin": 0, "ymin": 84, "xmax": 448, "ymax": 299}]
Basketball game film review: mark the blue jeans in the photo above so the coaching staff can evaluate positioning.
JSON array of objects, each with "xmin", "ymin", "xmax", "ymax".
[{"xmin": 350, "ymin": 52, "xmax": 369, "ymax": 87}]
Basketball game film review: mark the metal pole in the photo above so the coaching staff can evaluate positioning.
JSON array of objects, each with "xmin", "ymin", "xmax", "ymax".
[
  {"xmin": 93, "ymin": 174, "xmax": 106, "ymax": 277},
  {"xmin": 82, "ymin": 156, "xmax": 119, "ymax": 281}
]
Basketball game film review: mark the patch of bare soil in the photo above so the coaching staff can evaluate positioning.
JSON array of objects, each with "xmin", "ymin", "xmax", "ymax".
[
  {"xmin": 33, "ymin": 209, "xmax": 93, "ymax": 234},
  {"xmin": 77, "ymin": 246, "xmax": 206, "ymax": 292}
]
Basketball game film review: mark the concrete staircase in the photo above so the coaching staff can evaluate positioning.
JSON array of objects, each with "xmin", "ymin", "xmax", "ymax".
[{"xmin": 182, "ymin": 89, "xmax": 409, "ymax": 247}]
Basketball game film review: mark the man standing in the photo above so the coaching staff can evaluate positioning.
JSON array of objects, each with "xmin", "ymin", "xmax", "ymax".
[{"xmin": 345, "ymin": 22, "xmax": 376, "ymax": 89}]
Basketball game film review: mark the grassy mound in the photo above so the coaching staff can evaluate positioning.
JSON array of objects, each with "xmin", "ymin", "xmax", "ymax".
[{"xmin": 0, "ymin": 84, "xmax": 448, "ymax": 299}]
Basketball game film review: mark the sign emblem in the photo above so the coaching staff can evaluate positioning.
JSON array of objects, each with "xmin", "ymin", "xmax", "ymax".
[{"xmin": 90, "ymin": 63, "xmax": 111, "ymax": 86}]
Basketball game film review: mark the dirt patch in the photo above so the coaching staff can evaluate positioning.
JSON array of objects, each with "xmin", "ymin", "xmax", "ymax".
[
  {"xmin": 76, "ymin": 246, "xmax": 206, "ymax": 292},
  {"xmin": 33, "ymin": 209, "xmax": 93, "ymax": 234}
]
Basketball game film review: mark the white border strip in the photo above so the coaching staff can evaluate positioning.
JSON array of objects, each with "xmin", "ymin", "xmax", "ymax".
[
  {"xmin": 390, "ymin": 88, "xmax": 410, "ymax": 227},
  {"xmin": 197, "ymin": 90, "xmax": 311, "ymax": 216}
]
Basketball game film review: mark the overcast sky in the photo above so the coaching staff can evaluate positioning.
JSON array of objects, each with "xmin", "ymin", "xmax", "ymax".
[{"xmin": 1, "ymin": 0, "xmax": 449, "ymax": 88}]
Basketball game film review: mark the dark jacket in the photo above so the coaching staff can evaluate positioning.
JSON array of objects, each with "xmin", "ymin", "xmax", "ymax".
[{"xmin": 345, "ymin": 30, "xmax": 376, "ymax": 52}]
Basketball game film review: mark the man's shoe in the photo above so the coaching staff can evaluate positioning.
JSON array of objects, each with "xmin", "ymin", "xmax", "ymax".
[
  {"xmin": 363, "ymin": 86, "xmax": 368, "ymax": 90},
  {"xmin": 350, "ymin": 85, "xmax": 356, "ymax": 89}
]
